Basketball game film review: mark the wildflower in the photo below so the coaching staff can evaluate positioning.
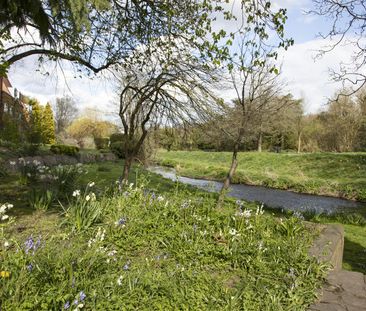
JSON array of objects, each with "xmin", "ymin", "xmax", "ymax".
[
  {"xmin": 64, "ymin": 301, "xmax": 70, "ymax": 309},
  {"xmin": 26, "ymin": 263, "xmax": 33, "ymax": 272},
  {"xmin": 9, "ymin": 161, "xmax": 16, "ymax": 166},
  {"xmin": 181, "ymin": 200, "xmax": 191, "ymax": 209},
  {"xmin": 24, "ymin": 235, "xmax": 41, "ymax": 255},
  {"xmin": 129, "ymin": 183, "xmax": 134, "ymax": 189},
  {"xmin": 7, "ymin": 204, "xmax": 13, "ymax": 209},
  {"xmin": 157, "ymin": 195, "xmax": 164, "ymax": 202},
  {"xmin": 256, "ymin": 204, "xmax": 264, "ymax": 216},
  {"xmin": 79, "ymin": 291, "xmax": 86, "ymax": 302},
  {"xmin": 1, "ymin": 215, "xmax": 9, "ymax": 221},
  {"xmin": 4, "ymin": 241, "xmax": 10, "ymax": 248},
  {"xmin": 242, "ymin": 209, "xmax": 252, "ymax": 218},
  {"xmin": 293, "ymin": 211, "xmax": 304, "ymax": 220},
  {"xmin": 88, "ymin": 192, "xmax": 96, "ymax": 201},
  {"xmin": 85, "ymin": 195, "xmax": 91, "ymax": 202},
  {"xmin": 24, "ymin": 236, "xmax": 34, "ymax": 254},
  {"xmin": 72, "ymin": 190, "xmax": 81, "ymax": 197},
  {"xmin": 229, "ymin": 228, "xmax": 238, "ymax": 236},
  {"xmin": 236, "ymin": 200, "xmax": 243, "ymax": 207},
  {"xmin": 0, "ymin": 271, "xmax": 10, "ymax": 278},
  {"xmin": 88, "ymin": 181, "xmax": 95, "ymax": 188},
  {"xmin": 117, "ymin": 275, "xmax": 123, "ymax": 286},
  {"xmin": 115, "ymin": 217, "xmax": 126, "ymax": 227},
  {"xmin": 123, "ymin": 261, "xmax": 130, "ymax": 271}
]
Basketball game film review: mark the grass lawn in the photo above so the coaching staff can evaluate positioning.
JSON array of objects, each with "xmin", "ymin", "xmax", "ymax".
[
  {"xmin": 0, "ymin": 160, "xmax": 330, "ymax": 310},
  {"xmin": 156, "ymin": 150, "xmax": 366, "ymax": 201}
]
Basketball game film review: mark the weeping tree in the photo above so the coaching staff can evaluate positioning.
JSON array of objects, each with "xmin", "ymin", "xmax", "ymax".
[{"xmin": 116, "ymin": 42, "xmax": 223, "ymax": 185}]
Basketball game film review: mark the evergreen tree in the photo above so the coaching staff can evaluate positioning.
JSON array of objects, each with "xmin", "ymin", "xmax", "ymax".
[
  {"xmin": 28, "ymin": 98, "xmax": 43, "ymax": 144},
  {"xmin": 41, "ymin": 102, "xmax": 56, "ymax": 144}
]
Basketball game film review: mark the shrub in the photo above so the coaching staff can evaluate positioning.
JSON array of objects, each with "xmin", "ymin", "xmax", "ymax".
[
  {"xmin": 50, "ymin": 144, "xmax": 79, "ymax": 156},
  {"xmin": 94, "ymin": 137, "xmax": 109, "ymax": 150},
  {"xmin": 17, "ymin": 143, "xmax": 40, "ymax": 156},
  {"xmin": 110, "ymin": 141, "xmax": 124, "ymax": 158},
  {"xmin": 109, "ymin": 133, "xmax": 125, "ymax": 144},
  {"xmin": 99, "ymin": 148, "xmax": 110, "ymax": 154},
  {"xmin": 0, "ymin": 139, "xmax": 17, "ymax": 149}
]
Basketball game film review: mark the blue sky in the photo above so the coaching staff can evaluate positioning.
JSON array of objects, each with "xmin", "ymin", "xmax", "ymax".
[{"xmin": 8, "ymin": 0, "xmax": 355, "ymax": 117}]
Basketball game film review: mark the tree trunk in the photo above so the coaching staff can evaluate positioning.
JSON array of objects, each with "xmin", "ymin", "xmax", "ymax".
[
  {"xmin": 280, "ymin": 133, "xmax": 285, "ymax": 151},
  {"xmin": 257, "ymin": 131, "xmax": 262, "ymax": 152},
  {"xmin": 120, "ymin": 156, "xmax": 133, "ymax": 189},
  {"xmin": 217, "ymin": 144, "xmax": 238, "ymax": 208},
  {"xmin": 297, "ymin": 131, "xmax": 302, "ymax": 153},
  {"xmin": 0, "ymin": 77, "xmax": 4, "ymax": 131}
]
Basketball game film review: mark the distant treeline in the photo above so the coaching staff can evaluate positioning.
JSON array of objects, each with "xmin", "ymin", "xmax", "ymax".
[{"xmin": 156, "ymin": 89, "xmax": 366, "ymax": 153}]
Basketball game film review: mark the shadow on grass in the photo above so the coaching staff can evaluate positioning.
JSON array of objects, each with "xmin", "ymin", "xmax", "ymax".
[{"xmin": 343, "ymin": 236, "xmax": 366, "ymax": 274}]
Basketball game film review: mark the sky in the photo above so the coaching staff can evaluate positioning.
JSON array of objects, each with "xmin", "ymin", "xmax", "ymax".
[{"xmin": 7, "ymin": 0, "xmax": 357, "ymax": 116}]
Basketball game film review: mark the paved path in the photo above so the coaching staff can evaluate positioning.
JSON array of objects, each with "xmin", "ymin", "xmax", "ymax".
[{"xmin": 309, "ymin": 270, "xmax": 366, "ymax": 311}]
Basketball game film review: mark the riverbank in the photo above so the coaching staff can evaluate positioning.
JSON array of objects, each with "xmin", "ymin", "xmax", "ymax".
[
  {"xmin": 0, "ymin": 161, "xmax": 327, "ymax": 310},
  {"xmin": 156, "ymin": 150, "xmax": 366, "ymax": 202}
]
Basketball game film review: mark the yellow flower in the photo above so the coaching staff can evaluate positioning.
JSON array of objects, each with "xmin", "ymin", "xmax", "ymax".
[{"xmin": 0, "ymin": 271, "xmax": 10, "ymax": 278}]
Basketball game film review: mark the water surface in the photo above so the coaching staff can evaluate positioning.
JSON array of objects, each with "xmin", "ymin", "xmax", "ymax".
[{"xmin": 148, "ymin": 166, "xmax": 366, "ymax": 214}]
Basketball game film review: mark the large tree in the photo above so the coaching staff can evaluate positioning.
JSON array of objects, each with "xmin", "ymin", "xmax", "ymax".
[
  {"xmin": 54, "ymin": 96, "xmax": 78, "ymax": 134},
  {"xmin": 0, "ymin": 0, "xmax": 229, "ymax": 76},
  {"xmin": 116, "ymin": 43, "xmax": 222, "ymax": 185},
  {"xmin": 311, "ymin": 0, "xmax": 366, "ymax": 93}
]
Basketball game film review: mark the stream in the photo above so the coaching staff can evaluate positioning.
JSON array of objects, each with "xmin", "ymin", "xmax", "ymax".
[{"xmin": 148, "ymin": 166, "xmax": 366, "ymax": 214}]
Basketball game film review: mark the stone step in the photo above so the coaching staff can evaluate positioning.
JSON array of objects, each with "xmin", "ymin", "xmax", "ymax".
[{"xmin": 309, "ymin": 264, "xmax": 366, "ymax": 311}]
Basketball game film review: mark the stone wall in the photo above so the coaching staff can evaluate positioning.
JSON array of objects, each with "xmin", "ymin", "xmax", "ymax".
[{"xmin": 4, "ymin": 153, "xmax": 117, "ymax": 172}]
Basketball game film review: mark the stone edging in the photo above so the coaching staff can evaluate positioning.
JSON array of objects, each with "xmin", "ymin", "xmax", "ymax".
[{"xmin": 308, "ymin": 223, "xmax": 344, "ymax": 271}]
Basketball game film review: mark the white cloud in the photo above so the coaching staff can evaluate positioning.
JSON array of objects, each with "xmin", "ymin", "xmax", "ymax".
[
  {"xmin": 8, "ymin": 56, "xmax": 117, "ymax": 120},
  {"xmin": 279, "ymin": 37, "xmax": 361, "ymax": 113}
]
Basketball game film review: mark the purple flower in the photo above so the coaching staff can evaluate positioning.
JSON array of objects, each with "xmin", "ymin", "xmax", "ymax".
[
  {"xmin": 79, "ymin": 291, "xmax": 86, "ymax": 301},
  {"xmin": 64, "ymin": 301, "xmax": 70, "ymax": 309},
  {"xmin": 24, "ymin": 235, "xmax": 42, "ymax": 255},
  {"xmin": 117, "ymin": 217, "xmax": 126, "ymax": 226},
  {"xmin": 123, "ymin": 262, "xmax": 130, "ymax": 271},
  {"xmin": 24, "ymin": 236, "xmax": 34, "ymax": 254},
  {"xmin": 73, "ymin": 299, "xmax": 79, "ymax": 305},
  {"xmin": 26, "ymin": 263, "xmax": 33, "ymax": 272}
]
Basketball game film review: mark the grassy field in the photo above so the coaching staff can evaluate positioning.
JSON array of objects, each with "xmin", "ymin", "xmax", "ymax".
[
  {"xmin": 0, "ymin": 160, "xmax": 328, "ymax": 310},
  {"xmin": 157, "ymin": 150, "xmax": 366, "ymax": 201}
]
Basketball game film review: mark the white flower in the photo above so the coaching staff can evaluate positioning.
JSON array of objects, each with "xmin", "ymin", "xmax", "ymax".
[
  {"xmin": 1, "ymin": 215, "xmax": 9, "ymax": 221},
  {"xmin": 229, "ymin": 228, "xmax": 238, "ymax": 236},
  {"xmin": 117, "ymin": 275, "xmax": 123, "ymax": 286},
  {"xmin": 85, "ymin": 195, "xmax": 91, "ymax": 202},
  {"xmin": 256, "ymin": 204, "xmax": 264, "ymax": 216},
  {"xmin": 89, "ymin": 192, "xmax": 96, "ymax": 201},
  {"xmin": 129, "ymin": 183, "xmax": 134, "ymax": 189},
  {"xmin": 9, "ymin": 161, "xmax": 16, "ymax": 166},
  {"xmin": 243, "ymin": 209, "xmax": 252, "ymax": 218},
  {"xmin": 72, "ymin": 190, "xmax": 81, "ymax": 197},
  {"xmin": 4, "ymin": 241, "xmax": 10, "ymax": 248},
  {"xmin": 157, "ymin": 195, "xmax": 164, "ymax": 202},
  {"xmin": 6, "ymin": 204, "xmax": 13, "ymax": 209},
  {"xmin": 0, "ymin": 205, "xmax": 6, "ymax": 214},
  {"xmin": 88, "ymin": 181, "xmax": 95, "ymax": 188}
]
